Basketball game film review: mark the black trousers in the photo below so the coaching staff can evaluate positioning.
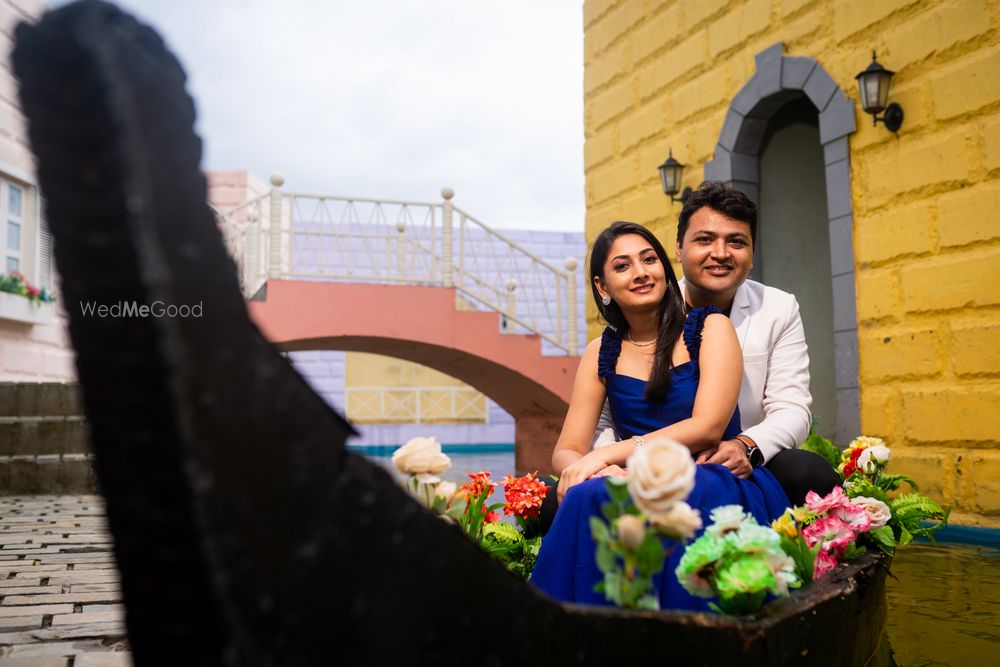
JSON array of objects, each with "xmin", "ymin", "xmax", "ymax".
[{"xmin": 537, "ymin": 448, "xmax": 839, "ymax": 534}]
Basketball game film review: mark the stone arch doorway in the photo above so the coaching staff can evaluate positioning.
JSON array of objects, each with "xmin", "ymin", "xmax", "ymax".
[{"xmin": 705, "ymin": 43, "xmax": 859, "ymax": 444}]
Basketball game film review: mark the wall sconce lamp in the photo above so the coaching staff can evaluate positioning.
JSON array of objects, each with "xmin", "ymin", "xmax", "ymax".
[
  {"xmin": 855, "ymin": 51, "xmax": 904, "ymax": 133},
  {"xmin": 658, "ymin": 149, "xmax": 692, "ymax": 204}
]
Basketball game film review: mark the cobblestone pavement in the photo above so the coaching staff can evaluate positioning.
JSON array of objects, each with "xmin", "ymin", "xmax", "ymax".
[{"xmin": 0, "ymin": 495, "xmax": 131, "ymax": 666}]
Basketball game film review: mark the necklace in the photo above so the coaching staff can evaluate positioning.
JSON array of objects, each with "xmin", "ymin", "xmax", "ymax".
[{"xmin": 627, "ymin": 332, "xmax": 657, "ymax": 347}]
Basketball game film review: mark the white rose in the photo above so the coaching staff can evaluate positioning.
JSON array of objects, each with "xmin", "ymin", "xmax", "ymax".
[
  {"xmin": 857, "ymin": 449, "xmax": 875, "ymax": 474},
  {"xmin": 435, "ymin": 480, "xmax": 457, "ymax": 500},
  {"xmin": 851, "ymin": 496, "xmax": 891, "ymax": 529},
  {"xmin": 649, "ymin": 501, "xmax": 702, "ymax": 540},
  {"xmin": 627, "ymin": 438, "xmax": 696, "ymax": 516},
  {"xmin": 869, "ymin": 444, "xmax": 891, "ymax": 464},
  {"xmin": 391, "ymin": 436, "xmax": 451, "ymax": 476},
  {"xmin": 617, "ymin": 514, "xmax": 647, "ymax": 550}
]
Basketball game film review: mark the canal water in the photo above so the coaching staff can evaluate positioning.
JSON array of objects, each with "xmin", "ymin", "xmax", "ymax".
[{"xmin": 360, "ymin": 445, "xmax": 1000, "ymax": 666}]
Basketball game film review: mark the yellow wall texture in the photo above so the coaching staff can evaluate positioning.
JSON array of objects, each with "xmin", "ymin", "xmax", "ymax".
[
  {"xmin": 583, "ymin": 0, "xmax": 1000, "ymax": 526},
  {"xmin": 344, "ymin": 353, "xmax": 487, "ymax": 423}
]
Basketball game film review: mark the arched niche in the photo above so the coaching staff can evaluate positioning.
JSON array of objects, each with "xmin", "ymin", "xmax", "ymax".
[{"xmin": 704, "ymin": 43, "xmax": 859, "ymax": 444}]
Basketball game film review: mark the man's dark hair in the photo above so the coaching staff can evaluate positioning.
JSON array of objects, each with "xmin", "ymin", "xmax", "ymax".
[{"xmin": 676, "ymin": 181, "xmax": 758, "ymax": 246}]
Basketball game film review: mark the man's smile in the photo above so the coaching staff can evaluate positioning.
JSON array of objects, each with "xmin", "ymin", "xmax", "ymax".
[{"xmin": 704, "ymin": 265, "xmax": 734, "ymax": 276}]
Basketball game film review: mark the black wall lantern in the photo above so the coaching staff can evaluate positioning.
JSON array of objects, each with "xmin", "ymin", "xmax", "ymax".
[
  {"xmin": 658, "ymin": 149, "xmax": 692, "ymax": 204},
  {"xmin": 856, "ymin": 51, "xmax": 904, "ymax": 133}
]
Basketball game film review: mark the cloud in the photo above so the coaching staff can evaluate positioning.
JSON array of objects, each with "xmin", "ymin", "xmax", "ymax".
[{"xmin": 87, "ymin": 0, "xmax": 586, "ymax": 231}]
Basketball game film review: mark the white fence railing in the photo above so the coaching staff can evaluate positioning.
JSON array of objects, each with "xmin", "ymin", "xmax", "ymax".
[
  {"xmin": 216, "ymin": 177, "xmax": 580, "ymax": 355},
  {"xmin": 345, "ymin": 385, "xmax": 487, "ymax": 423}
]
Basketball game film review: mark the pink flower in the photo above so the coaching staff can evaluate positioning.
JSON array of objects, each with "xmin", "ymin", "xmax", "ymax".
[
  {"xmin": 830, "ymin": 501, "xmax": 872, "ymax": 534},
  {"xmin": 804, "ymin": 486, "xmax": 850, "ymax": 515},
  {"xmin": 814, "ymin": 549, "xmax": 839, "ymax": 578},
  {"xmin": 802, "ymin": 516, "xmax": 855, "ymax": 556}
]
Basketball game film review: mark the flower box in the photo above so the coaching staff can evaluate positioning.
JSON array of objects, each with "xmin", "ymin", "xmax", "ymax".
[{"xmin": 0, "ymin": 290, "xmax": 54, "ymax": 325}]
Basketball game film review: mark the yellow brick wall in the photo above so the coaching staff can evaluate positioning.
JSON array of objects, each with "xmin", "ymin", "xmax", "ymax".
[{"xmin": 583, "ymin": 0, "xmax": 1000, "ymax": 527}]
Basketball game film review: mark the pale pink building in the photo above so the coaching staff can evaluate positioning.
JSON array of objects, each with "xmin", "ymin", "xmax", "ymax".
[{"xmin": 0, "ymin": 0, "xmax": 75, "ymax": 382}]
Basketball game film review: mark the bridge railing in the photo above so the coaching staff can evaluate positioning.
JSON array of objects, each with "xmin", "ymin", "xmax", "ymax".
[{"xmin": 216, "ymin": 177, "xmax": 580, "ymax": 355}]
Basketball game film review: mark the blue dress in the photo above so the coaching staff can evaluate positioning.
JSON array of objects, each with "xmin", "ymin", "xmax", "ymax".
[{"xmin": 530, "ymin": 306, "xmax": 791, "ymax": 611}]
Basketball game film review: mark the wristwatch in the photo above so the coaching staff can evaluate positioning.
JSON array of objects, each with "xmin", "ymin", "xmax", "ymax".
[{"xmin": 736, "ymin": 435, "xmax": 764, "ymax": 468}]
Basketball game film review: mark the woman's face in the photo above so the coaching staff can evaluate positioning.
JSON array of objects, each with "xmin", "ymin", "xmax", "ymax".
[{"xmin": 594, "ymin": 233, "xmax": 667, "ymax": 312}]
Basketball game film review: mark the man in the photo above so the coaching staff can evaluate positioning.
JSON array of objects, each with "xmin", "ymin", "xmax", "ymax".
[{"xmin": 589, "ymin": 181, "xmax": 837, "ymax": 505}]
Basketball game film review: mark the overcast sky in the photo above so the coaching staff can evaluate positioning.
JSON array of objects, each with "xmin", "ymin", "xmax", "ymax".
[{"xmin": 53, "ymin": 0, "xmax": 586, "ymax": 232}]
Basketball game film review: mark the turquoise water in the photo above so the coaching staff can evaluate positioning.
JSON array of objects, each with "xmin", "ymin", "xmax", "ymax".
[{"xmin": 360, "ymin": 446, "xmax": 1000, "ymax": 666}]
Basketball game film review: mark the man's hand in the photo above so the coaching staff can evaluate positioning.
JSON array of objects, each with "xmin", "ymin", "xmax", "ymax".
[
  {"xmin": 695, "ymin": 446, "xmax": 718, "ymax": 464},
  {"xmin": 705, "ymin": 439, "xmax": 752, "ymax": 479},
  {"xmin": 557, "ymin": 451, "xmax": 608, "ymax": 501}
]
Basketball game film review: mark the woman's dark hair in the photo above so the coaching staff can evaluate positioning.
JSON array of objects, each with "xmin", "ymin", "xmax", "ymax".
[
  {"xmin": 589, "ymin": 221, "xmax": 686, "ymax": 401},
  {"xmin": 677, "ymin": 181, "xmax": 758, "ymax": 246}
]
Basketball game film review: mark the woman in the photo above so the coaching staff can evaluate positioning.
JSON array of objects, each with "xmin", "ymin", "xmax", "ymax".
[{"xmin": 530, "ymin": 221, "xmax": 789, "ymax": 611}]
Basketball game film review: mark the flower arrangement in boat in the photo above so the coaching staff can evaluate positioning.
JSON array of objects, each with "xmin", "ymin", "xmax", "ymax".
[
  {"xmin": 0, "ymin": 270, "xmax": 55, "ymax": 305},
  {"xmin": 676, "ymin": 506, "xmax": 800, "ymax": 614},
  {"xmin": 794, "ymin": 433, "xmax": 948, "ymax": 561},
  {"xmin": 770, "ymin": 486, "xmax": 871, "ymax": 581},
  {"xmin": 589, "ymin": 438, "xmax": 703, "ymax": 611},
  {"xmin": 391, "ymin": 436, "xmax": 547, "ymax": 579}
]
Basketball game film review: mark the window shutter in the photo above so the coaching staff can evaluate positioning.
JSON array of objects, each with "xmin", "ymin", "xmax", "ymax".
[{"xmin": 38, "ymin": 192, "xmax": 52, "ymax": 289}]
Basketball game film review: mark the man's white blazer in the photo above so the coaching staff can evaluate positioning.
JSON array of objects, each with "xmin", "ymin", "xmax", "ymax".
[{"xmin": 681, "ymin": 278, "xmax": 813, "ymax": 461}]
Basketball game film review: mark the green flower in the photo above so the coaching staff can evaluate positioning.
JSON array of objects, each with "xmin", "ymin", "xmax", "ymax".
[
  {"xmin": 714, "ymin": 554, "xmax": 777, "ymax": 598},
  {"xmin": 676, "ymin": 533, "xmax": 727, "ymax": 598},
  {"xmin": 727, "ymin": 523, "xmax": 782, "ymax": 555}
]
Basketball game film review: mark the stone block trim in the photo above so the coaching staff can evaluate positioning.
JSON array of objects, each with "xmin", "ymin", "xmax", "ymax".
[{"xmin": 703, "ymin": 43, "xmax": 860, "ymax": 444}]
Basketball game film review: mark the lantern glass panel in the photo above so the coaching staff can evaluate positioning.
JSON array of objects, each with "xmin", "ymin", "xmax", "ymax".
[{"xmin": 659, "ymin": 166, "xmax": 674, "ymax": 195}]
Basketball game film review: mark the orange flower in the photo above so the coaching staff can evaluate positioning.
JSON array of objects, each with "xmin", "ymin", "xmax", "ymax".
[{"xmin": 502, "ymin": 471, "xmax": 548, "ymax": 521}]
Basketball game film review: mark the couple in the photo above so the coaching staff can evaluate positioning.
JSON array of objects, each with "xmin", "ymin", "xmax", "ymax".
[{"xmin": 531, "ymin": 181, "xmax": 837, "ymax": 611}]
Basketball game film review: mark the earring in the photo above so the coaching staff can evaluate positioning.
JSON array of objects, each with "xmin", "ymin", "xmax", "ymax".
[{"xmin": 601, "ymin": 294, "xmax": 611, "ymax": 306}]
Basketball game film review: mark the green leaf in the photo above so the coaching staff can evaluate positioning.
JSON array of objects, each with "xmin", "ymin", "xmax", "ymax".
[
  {"xmin": 601, "ymin": 500, "xmax": 621, "ymax": 523},
  {"xmin": 844, "ymin": 476, "xmax": 888, "ymax": 503},
  {"xmin": 898, "ymin": 524, "xmax": 913, "ymax": 547},
  {"xmin": 800, "ymin": 428, "xmax": 842, "ymax": 470},
  {"xmin": 842, "ymin": 543, "xmax": 867, "ymax": 559},
  {"xmin": 635, "ymin": 532, "xmax": 666, "ymax": 576},
  {"xmin": 624, "ymin": 575, "xmax": 652, "ymax": 607},
  {"xmin": 596, "ymin": 540, "xmax": 617, "ymax": 573},
  {"xmin": 590, "ymin": 516, "xmax": 610, "ymax": 543},
  {"xmin": 867, "ymin": 525, "xmax": 896, "ymax": 555},
  {"xmin": 605, "ymin": 477, "xmax": 630, "ymax": 505},
  {"xmin": 637, "ymin": 594, "xmax": 660, "ymax": 611},
  {"xmin": 603, "ymin": 572, "xmax": 622, "ymax": 605},
  {"xmin": 877, "ymin": 472, "xmax": 918, "ymax": 493}
]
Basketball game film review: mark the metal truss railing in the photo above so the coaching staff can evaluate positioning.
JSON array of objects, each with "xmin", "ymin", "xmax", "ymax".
[{"xmin": 216, "ymin": 178, "xmax": 580, "ymax": 355}]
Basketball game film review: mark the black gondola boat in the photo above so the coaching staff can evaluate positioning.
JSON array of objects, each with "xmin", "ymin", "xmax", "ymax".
[{"xmin": 11, "ymin": 2, "xmax": 892, "ymax": 664}]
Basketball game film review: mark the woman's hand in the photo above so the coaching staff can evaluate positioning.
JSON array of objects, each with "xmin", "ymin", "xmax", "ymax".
[{"xmin": 557, "ymin": 450, "xmax": 609, "ymax": 501}]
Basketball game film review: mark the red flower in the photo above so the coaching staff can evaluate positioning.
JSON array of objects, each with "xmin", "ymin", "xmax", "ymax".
[
  {"xmin": 841, "ymin": 447, "xmax": 864, "ymax": 478},
  {"xmin": 502, "ymin": 471, "xmax": 548, "ymax": 521},
  {"xmin": 457, "ymin": 471, "xmax": 495, "ymax": 500}
]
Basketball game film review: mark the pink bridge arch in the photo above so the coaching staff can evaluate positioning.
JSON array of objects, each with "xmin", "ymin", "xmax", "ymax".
[{"xmin": 247, "ymin": 280, "xmax": 580, "ymax": 474}]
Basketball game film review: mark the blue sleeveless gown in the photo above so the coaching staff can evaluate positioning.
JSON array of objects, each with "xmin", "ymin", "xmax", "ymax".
[{"xmin": 530, "ymin": 306, "xmax": 791, "ymax": 611}]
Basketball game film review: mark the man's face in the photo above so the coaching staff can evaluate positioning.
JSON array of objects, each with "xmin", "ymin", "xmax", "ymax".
[{"xmin": 676, "ymin": 206, "xmax": 754, "ymax": 301}]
